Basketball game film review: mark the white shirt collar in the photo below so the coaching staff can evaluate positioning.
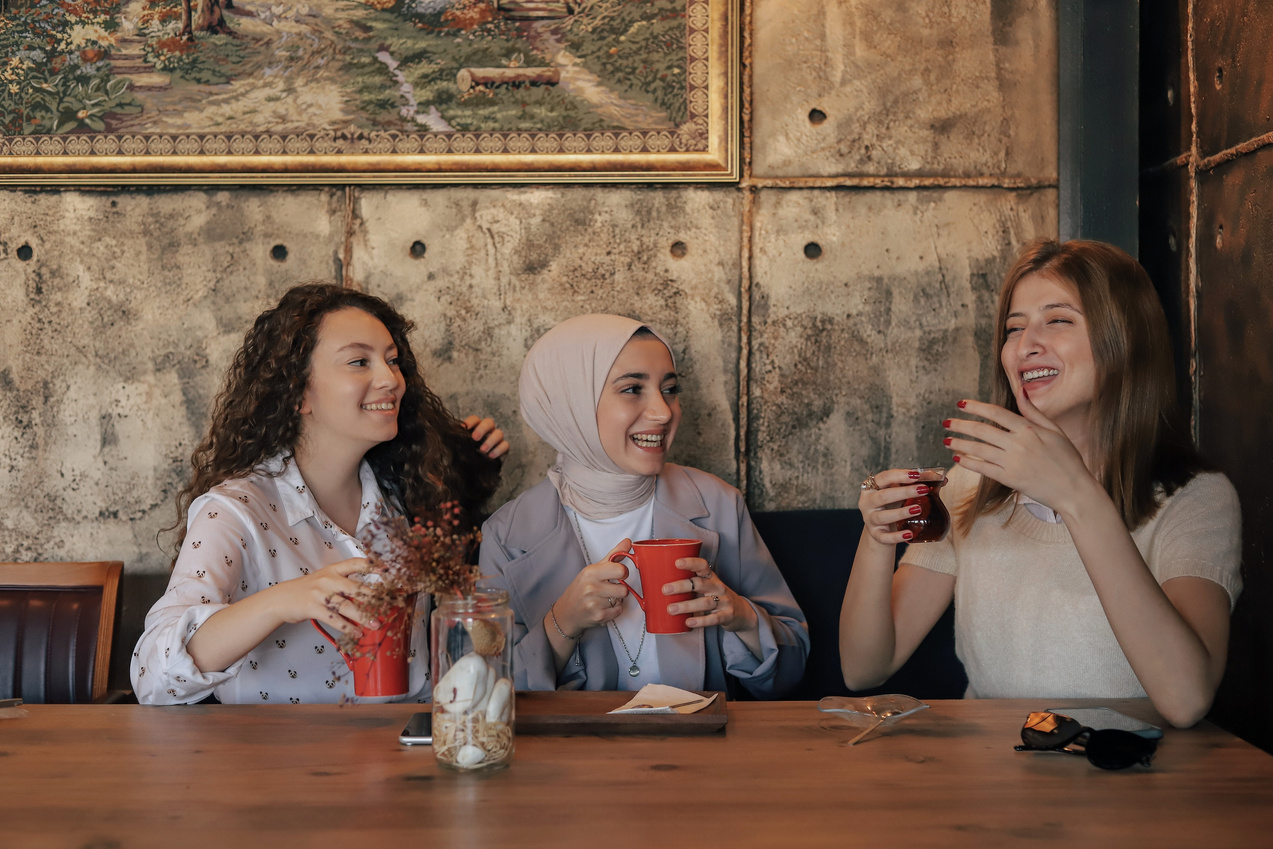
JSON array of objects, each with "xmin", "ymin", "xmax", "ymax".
[
  {"xmin": 1016, "ymin": 492, "xmax": 1065, "ymax": 525},
  {"xmin": 264, "ymin": 454, "xmax": 386, "ymax": 533}
]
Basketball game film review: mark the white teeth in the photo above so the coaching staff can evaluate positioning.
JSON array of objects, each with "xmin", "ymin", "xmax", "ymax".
[
  {"xmin": 631, "ymin": 434, "xmax": 664, "ymax": 447},
  {"xmin": 361, "ymin": 402, "xmax": 395, "ymax": 411},
  {"xmin": 1022, "ymin": 368, "xmax": 1059, "ymax": 382}
]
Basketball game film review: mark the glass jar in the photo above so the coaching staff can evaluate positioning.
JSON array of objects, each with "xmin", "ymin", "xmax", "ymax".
[{"xmin": 430, "ymin": 587, "xmax": 515, "ymax": 771}]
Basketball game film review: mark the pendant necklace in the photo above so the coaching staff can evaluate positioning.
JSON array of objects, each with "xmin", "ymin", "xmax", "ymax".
[{"xmin": 571, "ymin": 510, "xmax": 646, "ymax": 677}]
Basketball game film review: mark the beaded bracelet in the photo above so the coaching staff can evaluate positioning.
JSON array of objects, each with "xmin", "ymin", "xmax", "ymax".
[{"xmin": 548, "ymin": 602, "xmax": 582, "ymax": 641}]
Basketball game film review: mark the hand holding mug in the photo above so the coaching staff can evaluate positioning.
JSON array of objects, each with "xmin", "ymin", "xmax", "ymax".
[
  {"xmin": 661, "ymin": 559, "xmax": 758, "ymax": 634},
  {"xmin": 552, "ymin": 538, "xmax": 632, "ymax": 637},
  {"xmin": 608, "ymin": 539, "xmax": 701, "ymax": 634}
]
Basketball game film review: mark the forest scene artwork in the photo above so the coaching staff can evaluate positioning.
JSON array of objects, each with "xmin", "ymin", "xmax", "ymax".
[{"xmin": 0, "ymin": 0, "xmax": 730, "ymax": 180}]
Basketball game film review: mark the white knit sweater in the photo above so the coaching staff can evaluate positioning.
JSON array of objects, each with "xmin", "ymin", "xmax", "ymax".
[{"xmin": 902, "ymin": 465, "xmax": 1242, "ymax": 699}]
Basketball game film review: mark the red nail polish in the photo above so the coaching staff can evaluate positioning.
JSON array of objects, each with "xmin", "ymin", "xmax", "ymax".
[
  {"xmin": 908, "ymin": 470, "xmax": 921, "ymax": 479},
  {"xmin": 943, "ymin": 437, "xmax": 952, "ymax": 447},
  {"xmin": 909, "ymin": 505, "xmax": 922, "ymax": 515},
  {"xmin": 957, "ymin": 400, "xmax": 968, "ymax": 409},
  {"xmin": 915, "ymin": 485, "xmax": 930, "ymax": 495},
  {"xmin": 902, "ymin": 531, "xmax": 915, "ymax": 541},
  {"xmin": 953, "ymin": 455, "xmax": 961, "ymax": 462},
  {"xmin": 941, "ymin": 419, "xmax": 951, "ymax": 428}
]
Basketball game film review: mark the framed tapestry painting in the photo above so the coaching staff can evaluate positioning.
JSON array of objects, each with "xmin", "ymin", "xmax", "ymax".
[{"xmin": 0, "ymin": 0, "xmax": 738, "ymax": 183}]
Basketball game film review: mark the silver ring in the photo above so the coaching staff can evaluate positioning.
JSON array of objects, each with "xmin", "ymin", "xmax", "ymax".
[
  {"xmin": 609, "ymin": 597, "xmax": 618, "ymax": 608},
  {"xmin": 711, "ymin": 595, "xmax": 720, "ymax": 609},
  {"xmin": 689, "ymin": 576, "xmax": 697, "ymax": 591},
  {"xmin": 860, "ymin": 474, "xmax": 879, "ymax": 491}
]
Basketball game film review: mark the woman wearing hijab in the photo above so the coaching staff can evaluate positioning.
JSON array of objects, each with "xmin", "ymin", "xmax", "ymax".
[{"xmin": 480, "ymin": 315, "xmax": 808, "ymax": 697}]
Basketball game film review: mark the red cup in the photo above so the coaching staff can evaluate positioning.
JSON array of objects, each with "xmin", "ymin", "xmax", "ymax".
[
  {"xmin": 311, "ymin": 593, "xmax": 416, "ymax": 697},
  {"xmin": 609, "ymin": 539, "xmax": 702, "ymax": 634}
]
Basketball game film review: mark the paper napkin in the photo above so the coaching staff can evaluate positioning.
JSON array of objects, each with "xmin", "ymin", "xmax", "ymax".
[{"xmin": 609, "ymin": 684, "xmax": 718, "ymax": 715}]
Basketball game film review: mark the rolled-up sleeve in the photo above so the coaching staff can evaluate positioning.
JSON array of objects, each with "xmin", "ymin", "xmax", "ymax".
[
  {"xmin": 131, "ymin": 494, "xmax": 250, "ymax": 705},
  {"xmin": 720, "ymin": 501, "xmax": 810, "ymax": 699}
]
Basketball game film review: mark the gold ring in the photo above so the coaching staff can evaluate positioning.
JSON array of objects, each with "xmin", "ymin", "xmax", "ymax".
[{"xmin": 860, "ymin": 474, "xmax": 879, "ymax": 491}]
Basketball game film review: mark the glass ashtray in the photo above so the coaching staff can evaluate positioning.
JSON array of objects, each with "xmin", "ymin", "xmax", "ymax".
[{"xmin": 817, "ymin": 694, "xmax": 930, "ymax": 728}]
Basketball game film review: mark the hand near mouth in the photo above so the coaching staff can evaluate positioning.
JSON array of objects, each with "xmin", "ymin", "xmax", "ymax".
[{"xmin": 943, "ymin": 385, "xmax": 1095, "ymax": 518}]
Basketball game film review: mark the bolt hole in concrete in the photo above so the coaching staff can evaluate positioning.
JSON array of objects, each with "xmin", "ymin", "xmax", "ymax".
[
  {"xmin": 1216, "ymin": 224, "xmax": 1224, "ymax": 249},
  {"xmin": 1215, "ymin": 66, "xmax": 1224, "ymax": 88},
  {"xmin": 804, "ymin": 242, "xmax": 822, "ymax": 260},
  {"xmin": 670, "ymin": 241, "xmax": 688, "ymax": 259},
  {"xmin": 271, "ymin": 244, "xmax": 288, "ymax": 262},
  {"xmin": 410, "ymin": 240, "xmax": 427, "ymax": 259},
  {"xmin": 808, "ymin": 108, "xmax": 827, "ymax": 125},
  {"xmin": 17, "ymin": 244, "xmax": 33, "ymax": 261}
]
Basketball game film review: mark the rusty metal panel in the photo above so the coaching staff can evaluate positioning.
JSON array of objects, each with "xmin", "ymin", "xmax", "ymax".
[
  {"xmin": 751, "ymin": 0, "xmax": 1058, "ymax": 180},
  {"xmin": 1195, "ymin": 0, "xmax": 1273, "ymax": 157},
  {"xmin": 350, "ymin": 186, "xmax": 744, "ymax": 500},
  {"xmin": 746, "ymin": 186, "xmax": 1057, "ymax": 511},
  {"xmin": 1196, "ymin": 145, "xmax": 1273, "ymax": 752}
]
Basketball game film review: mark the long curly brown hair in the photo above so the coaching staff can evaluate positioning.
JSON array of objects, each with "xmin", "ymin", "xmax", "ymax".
[{"xmin": 169, "ymin": 283, "xmax": 501, "ymax": 565}]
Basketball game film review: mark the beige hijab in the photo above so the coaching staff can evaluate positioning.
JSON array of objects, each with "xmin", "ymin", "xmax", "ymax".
[{"xmin": 519, "ymin": 314, "xmax": 676, "ymax": 520}]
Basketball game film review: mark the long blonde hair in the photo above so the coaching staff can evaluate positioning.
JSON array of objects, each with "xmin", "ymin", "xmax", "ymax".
[{"xmin": 957, "ymin": 239, "xmax": 1205, "ymax": 533}]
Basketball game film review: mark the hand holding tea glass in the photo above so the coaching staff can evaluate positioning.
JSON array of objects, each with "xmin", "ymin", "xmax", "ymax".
[{"xmin": 858, "ymin": 468, "xmax": 950, "ymax": 546}]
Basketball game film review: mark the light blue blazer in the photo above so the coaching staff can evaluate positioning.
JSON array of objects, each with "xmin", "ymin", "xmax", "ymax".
[{"xmin": 479, "ymin": 464, "xmax": 809, "ymax": 698}]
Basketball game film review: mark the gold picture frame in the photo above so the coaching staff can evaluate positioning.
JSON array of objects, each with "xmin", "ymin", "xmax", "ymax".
[{"xmin": 0, "ymin": 0, "xmax": 737, "ymax": 185}]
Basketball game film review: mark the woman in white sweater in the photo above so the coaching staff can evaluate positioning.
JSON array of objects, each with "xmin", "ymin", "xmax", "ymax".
[{"xmin": 839, "ymin": 239, "xmax": 1241, "ymax": 727}]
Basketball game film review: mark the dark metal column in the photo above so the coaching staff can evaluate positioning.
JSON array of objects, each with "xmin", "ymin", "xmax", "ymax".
[{"xmin": 1059, "ymin": 0, "xmax": 1140, "ymax": 255}]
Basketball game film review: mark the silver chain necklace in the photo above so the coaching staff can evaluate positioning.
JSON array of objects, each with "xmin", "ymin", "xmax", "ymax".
[{"xmin": 571, "ymin": 509, "xmax": 646, "ymax": 677}]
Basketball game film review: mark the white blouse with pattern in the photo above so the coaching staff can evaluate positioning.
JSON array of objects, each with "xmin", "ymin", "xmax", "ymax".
[{"xmin": 131, "ymin": 455, "xmax": 432, "ymax": 705}]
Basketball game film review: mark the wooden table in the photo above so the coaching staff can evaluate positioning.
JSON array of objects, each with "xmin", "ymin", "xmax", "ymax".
[{"xmin": 2, "ymin": 694, "xmax": 1271, "ymax": 848}]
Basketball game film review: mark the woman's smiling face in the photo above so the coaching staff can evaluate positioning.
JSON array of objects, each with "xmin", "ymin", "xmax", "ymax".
[
  {"xmin": 595, "ymin": 335, "xmax": 681, "ymax": 477},
  {"xmin": 298, "ymin": 307, "xmax": 405, "ymax": 457},
  {"xmin": 1001, "ymin": 273, "xmax": 1097, "ymax": 439}
]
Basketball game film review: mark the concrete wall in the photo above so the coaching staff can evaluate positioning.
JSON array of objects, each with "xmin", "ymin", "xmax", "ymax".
[{"xmin": 0, "ymin": 0, "xmax": 1059, "ymax": 690}]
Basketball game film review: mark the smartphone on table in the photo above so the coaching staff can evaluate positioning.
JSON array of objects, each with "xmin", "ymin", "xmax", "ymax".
[
  {"xmin": 399, "ymin": 712, "xmax": 433, "ymax": 745},
  {"xmin": 1046, "ymin": 707, "xmax": 1163, "ymax": 739}
]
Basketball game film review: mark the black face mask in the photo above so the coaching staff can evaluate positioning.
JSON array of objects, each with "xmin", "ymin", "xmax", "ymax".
[{"xmin": 1016, "ymin": 711, "xmax": 1158, "ymax": 770}]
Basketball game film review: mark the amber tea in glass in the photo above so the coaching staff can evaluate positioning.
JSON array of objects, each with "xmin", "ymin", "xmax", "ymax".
[{"xmin": 902, "ymin": 468, "xmax": 949, "ymax": 542}]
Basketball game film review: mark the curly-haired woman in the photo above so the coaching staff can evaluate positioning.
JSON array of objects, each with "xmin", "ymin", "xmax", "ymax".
[{"xmin": 132, "ymin": 284, "xmax": 507, "ymax": 705}]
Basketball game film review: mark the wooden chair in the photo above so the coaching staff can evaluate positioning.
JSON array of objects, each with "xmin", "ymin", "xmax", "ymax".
[{"xmin": 0, "ymin": 561, "xmax": 123, "ymax": 703}]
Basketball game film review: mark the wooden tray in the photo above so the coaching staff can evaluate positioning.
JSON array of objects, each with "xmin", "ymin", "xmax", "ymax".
[{"xmin": 512, "ymin": 690, "xmax": 727, "ymax": 736}]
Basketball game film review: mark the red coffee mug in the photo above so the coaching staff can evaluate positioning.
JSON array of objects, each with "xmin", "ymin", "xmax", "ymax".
[
  {"xmin": 311, "ymin": 593, "xmax": 417, "ymax": 697},
  {"xmin": 609, "ymin": 539, "xmax": 702, "ymax": 634}
]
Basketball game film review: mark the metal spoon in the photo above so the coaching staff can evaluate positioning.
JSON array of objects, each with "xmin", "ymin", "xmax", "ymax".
[{"xmin": 848, "ymin": 708, "xmax": 902, "ymax": 746}]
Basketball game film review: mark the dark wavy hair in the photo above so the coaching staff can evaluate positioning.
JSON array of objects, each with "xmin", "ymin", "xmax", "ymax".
[
  {"xmin": 958, "ymin": 239, "xmax": 1205, "ymax": 533},
  {"xmin": 169, "ymin": 283, "xmax": 501, "ymax": 564}
]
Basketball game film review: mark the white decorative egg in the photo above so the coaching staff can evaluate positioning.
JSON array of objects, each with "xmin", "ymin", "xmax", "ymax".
[
  {"xmin": 456, "ymin": 745, "xmax": 486, "ymax": 767},
  {"xmin": 486, "ymin": 677, "xmax": 513, "ymax": 724},
  {"xmin": 435, "ymin": 653, "xmax": 489, "ymax": 714}
]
